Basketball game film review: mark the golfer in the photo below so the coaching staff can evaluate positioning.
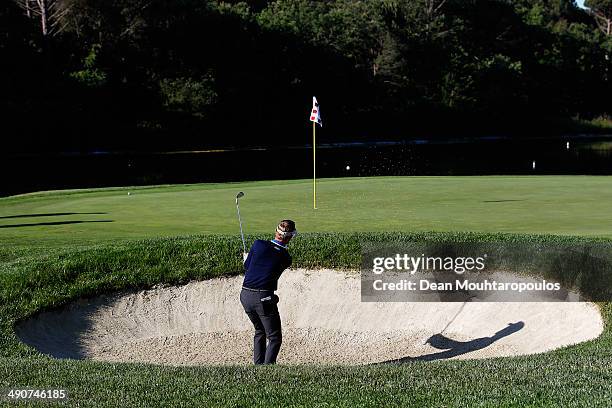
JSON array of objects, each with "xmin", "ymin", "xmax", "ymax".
[{"xmin": 240, "ymin": 220, "xmax": 297, "ymax": 365}]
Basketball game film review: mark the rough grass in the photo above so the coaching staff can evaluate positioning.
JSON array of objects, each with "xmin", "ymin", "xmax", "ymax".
[{"xmin": 1, "ymin": 232, "xmax": 611, "ymax": 406}]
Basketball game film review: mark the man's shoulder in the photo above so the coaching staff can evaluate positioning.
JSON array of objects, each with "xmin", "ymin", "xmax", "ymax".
[
  {"xmin": 252, "ymin": 239, "xmax": 289, "ymax": 254},
  {"xmin": 252, "ymin": 239, "xmax": 274, "ymax": 251},
  {"xmin": 253, "ymin": 239, "xmax": 270, "ymax": 247}
]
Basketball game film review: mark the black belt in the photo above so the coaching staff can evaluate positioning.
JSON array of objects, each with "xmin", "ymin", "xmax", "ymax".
[{"xmin": 242, "ymin": 286, "xmax": 274, "ymax": 292}]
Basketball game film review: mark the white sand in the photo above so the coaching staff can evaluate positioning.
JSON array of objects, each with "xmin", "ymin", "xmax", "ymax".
[{"xmin": 16, "ymin": 269, "xmax": 603, "ymax": 365}]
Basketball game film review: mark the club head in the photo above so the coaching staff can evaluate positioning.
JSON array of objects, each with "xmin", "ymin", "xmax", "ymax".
[{"xmin": 236, "ymin": 191, "xmax": 245, "ymax": 205}]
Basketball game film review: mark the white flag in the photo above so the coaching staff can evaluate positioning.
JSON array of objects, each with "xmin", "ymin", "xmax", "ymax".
[{"xmin": 309, "ymin": 96, "xmax": 322, "ymax": 127}]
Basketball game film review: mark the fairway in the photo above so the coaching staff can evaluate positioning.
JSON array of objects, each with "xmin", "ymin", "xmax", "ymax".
[{"xmin": 1, "ymin": 176, "xmax": 611, "ymax": 248}]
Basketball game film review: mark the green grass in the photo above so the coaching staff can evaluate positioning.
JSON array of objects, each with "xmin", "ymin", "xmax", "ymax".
[
  {"xmin": 2, "ymin": 176, "xmax": 612, "ymax": 249},
  {"xmin": 1, "ymin": 177, "xmax": 612, "ymax": 407}
]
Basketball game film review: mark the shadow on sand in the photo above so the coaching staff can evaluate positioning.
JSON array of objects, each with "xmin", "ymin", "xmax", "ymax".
[
  {"xmin": 15, "ymin": 301, "xmax": 103, "ymax": 360},
  {"xmin": 384, "ymin": 321, "xmax": 525, "ymax": 363}
]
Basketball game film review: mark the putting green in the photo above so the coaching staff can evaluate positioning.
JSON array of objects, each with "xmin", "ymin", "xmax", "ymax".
[{"xmin": 1, "ymin": 176, "xmax": 611, "ymax": 248}]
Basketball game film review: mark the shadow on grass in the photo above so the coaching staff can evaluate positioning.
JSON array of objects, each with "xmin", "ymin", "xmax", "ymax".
[
  {"xmin": 0, "ymin": 212, "xmax": 107, "ymax": 219},
  {"xmin": 0, "ymin": 220, "xmax": 113, "ymax": 228},
  {"xmin": 385, "ymin": 321, "xmax": 525, "ymax": 363}
]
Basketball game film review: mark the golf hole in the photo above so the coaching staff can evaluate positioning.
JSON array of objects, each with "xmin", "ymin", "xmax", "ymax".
[{"xmin": 16, "ymin": 269, "xmax": 603, "ymax": 365}]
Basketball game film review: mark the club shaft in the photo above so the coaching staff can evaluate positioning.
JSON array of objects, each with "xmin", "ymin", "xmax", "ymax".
[{"xmin": 236, "ymin": 201, "xmax": 246, "ymax": 253}]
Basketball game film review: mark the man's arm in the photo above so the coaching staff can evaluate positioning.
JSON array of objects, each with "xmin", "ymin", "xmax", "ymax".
[
  {"xmin": 243, "ymin": 244, "xmax": 254, "ymax": 269},
  {"xmin": 281, "ymin": 253, "xmax": 292, "ymax": 271}
]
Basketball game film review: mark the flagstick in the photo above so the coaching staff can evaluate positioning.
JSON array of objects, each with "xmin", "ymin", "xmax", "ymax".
[{"xmin": 313, "ymin": 121, "xmax": 317, "ymax": 209}]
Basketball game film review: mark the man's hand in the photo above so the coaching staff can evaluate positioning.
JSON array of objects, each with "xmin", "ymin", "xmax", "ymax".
[{"xmin": 243, "ymin": 252, "xmax": 249, "ymax": 262}]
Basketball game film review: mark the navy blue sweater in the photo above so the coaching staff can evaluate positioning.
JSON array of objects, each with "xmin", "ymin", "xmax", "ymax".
[{"xmin": 243, "ymin": 240, "xmax": 292, "ymax": 291}]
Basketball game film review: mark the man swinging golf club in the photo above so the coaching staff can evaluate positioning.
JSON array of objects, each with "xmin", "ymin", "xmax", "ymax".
[{"xmin": 240, "ymin": 220, "xmax": 297, "ymax": 365}]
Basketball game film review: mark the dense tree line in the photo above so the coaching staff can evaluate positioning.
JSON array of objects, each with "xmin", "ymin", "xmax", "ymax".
[{"xmin": 2, "ymin": 0, "xmax": 611, "ymax": 153}]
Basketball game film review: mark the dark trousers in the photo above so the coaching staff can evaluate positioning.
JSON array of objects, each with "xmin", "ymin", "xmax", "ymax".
[{"xmin": 240, "ymin": 288, "xmax": 282, "ymax": 365}]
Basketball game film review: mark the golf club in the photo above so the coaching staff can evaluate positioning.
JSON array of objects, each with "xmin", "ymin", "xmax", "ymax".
[{"xmin": 235, "ymin": 192, "xmax": 246, "ymax": 253}]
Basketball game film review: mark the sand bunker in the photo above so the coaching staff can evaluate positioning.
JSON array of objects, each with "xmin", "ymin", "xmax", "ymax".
[{"xmin": 16, "ymin": 269, "xmax": 603, "ymax": 365}]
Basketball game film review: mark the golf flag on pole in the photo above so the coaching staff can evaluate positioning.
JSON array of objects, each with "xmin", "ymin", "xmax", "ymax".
[
  {"xmin": 309, "ymin": 97, "xmax": 321, "ymax": 209},
  {"xmin": 310, "ymin": 97, "xmax": 322, "ymax": 127}
]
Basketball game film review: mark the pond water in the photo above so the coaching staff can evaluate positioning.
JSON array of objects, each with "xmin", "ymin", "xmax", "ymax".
[{"xmin": 2, "ymin": 136, "xmax": 612, "ymax": 196}]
